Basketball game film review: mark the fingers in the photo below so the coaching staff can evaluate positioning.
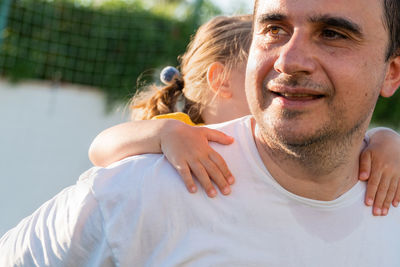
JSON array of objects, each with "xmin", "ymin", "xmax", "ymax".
[
  {"xmin": 163, "ymin": 127, "xmax": 234, "ymax": 198},
  {"xmin": 370, "ymin": 169, "xmax": 388, "ymax": 216},
  {"xmin": 359, "ymin": 150, "xmax": 372, "ymax": 181},
  {"xmin": 362, "ymin": 129, "xmax": 400, "ymax": 215},
  {"xmin": 208, "ymin": 149, "xmax": 235, "ymax": 185},
  {"xmin": 174, "ymin": 163, "xmax": 198, "ymax": 194},
  {"xmin": 365, "ymin": 159, "xmax": 399, "ymax": 216},
  {"xmin": 393, "ymin": 182, "xmax": 400, "ymax": 207},
  {"xmin": 364, "ymin": 168, "xmax": 381, "ymax": 207},
  {"xmin": 204, "ymin": 128, "xmax": 234, "ymax": 145},
  {"xmin": 174, "ymin": 160, "xmax": 219, "ymax": 198},
  {"xmin": 189, "ymin": 161, "xmax": 218, "ymax": 198},
  {"xmin": 173, "ymin": 150, "xmax": 234, "ymax": 197},
  {"xmin": 381, "ymin": 176, "xmax": 399, "ymax": 216},
  {"xmin": 199, "ymin": 156, "xmax": 231, "ymax": 196}
]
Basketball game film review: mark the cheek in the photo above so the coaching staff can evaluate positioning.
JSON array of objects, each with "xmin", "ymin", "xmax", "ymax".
[
  {"xmin": 245, "ymin": 46, "xmax": 275, "ymax": 108},
  {"xmin": 327, "ymin": 66, "xmax": 382, "ymax": 126},
  {"xmin": 330, "ymin": 47, "xmax": 386, "ymax": 91},
  {"xmin": 332, "ymin": 59, "xmax": 383, "ymax": 105},
  {"xmin": 246, "ymin": 43, "xmax": 275, "ymax": 82}
]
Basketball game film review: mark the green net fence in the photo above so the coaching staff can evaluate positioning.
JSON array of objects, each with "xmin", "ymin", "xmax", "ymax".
[
  {"xmin": 0, "ymin": 0, "xmax": 399, "ymax": 127},
  {"xmin": 0, "ymin": 0, "xmax": 196, "ymax": 104}
]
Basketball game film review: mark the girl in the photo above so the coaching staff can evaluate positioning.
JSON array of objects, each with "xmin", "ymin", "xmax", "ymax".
[{"xmin": 89, "ymin": 15, "xmax": 400, "ymax": 216}]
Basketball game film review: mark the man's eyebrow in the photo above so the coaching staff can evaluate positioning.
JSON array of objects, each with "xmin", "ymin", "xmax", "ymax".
[
  {"xmin": 309, "ymin": 15, "xmax": 363, "ymax": 36},
  {"xmin": 256, "ymin": 13, "xmax": 287, "ymax": 24}
]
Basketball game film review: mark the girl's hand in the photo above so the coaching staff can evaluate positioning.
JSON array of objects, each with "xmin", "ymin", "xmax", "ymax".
[
  {"xmin": 359, "ymin": 128, "xmax": 400, "ymax": 216},
  {"xmin": 160, "ymin": 120, "xmax": 234, "ymax": 198}
]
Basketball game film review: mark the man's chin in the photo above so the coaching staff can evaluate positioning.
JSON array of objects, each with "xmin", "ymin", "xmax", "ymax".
[
  {"xmin": 256, "ymin": 111, "xmax": 333, "ymax": 145},
  {"xmin": 275, "ymin": 133, "xmax": 319, "ymax": 147},
  {"xmin": 270, "ymin": 123, "xmax": 331, "ymax": 147}
]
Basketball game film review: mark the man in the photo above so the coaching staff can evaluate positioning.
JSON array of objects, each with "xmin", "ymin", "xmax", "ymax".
[{"xmin": 1, "ymin": 0, "xmax": 400, "ymax": 266}]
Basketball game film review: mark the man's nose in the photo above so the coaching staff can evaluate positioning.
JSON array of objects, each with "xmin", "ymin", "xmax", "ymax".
[{"xmin": 274, "ymin": 32, "xmax": 317, "ymax": 76}]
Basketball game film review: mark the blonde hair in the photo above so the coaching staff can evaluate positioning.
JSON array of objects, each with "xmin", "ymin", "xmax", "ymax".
[{"xmin": 131, "ymin": 15, "xmax": 253, "ymax": 124}]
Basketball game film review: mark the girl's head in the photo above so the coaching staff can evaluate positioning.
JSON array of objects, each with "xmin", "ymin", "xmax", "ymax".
[{"xmin": 131, "ymin": 15, "xmax": 253, "ymax": 124}]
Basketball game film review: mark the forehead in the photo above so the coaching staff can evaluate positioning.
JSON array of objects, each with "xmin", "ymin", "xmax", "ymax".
[{"xmin": 254, "ymin": 0, "xmax": 384, "ymax": 29}]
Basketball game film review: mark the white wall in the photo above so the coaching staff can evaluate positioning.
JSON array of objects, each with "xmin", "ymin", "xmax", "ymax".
[{"xmin": 0, "ymin": 79, "xmax": 127, "ymax": 236}]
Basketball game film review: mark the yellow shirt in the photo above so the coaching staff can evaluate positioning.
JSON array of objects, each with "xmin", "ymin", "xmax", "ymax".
[{"xmin": 153, "ymin": 112, "xmax": 202, "ymax": 126}]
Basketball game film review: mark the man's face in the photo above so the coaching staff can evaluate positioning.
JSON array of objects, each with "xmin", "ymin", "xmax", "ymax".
[{"xmin": 246, "ymin": 0, "xmax": 391, "ymax": 147}]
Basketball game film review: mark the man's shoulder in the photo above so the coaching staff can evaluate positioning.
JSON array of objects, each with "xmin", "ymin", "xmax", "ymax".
[
  {"xmin": 76, "ymin": 115, "xmax": 255, "ymax": 219},
  {"xmin": 205, "ymin": 116, "xmax": 254, "ymax": 151},
  {"xmin": 80, "ymin": 153, "xmax": 177, "ymax": 197},
  {"xmin": 206, "ymin": 115, "xmax": 252, "ymax": 133}
]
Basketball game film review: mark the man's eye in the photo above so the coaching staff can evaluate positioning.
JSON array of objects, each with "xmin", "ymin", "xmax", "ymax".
[
  {"xmin": 267, "ymin": 26, "xmax": 285, "ymax": 36},
  {"xmin": 321, "ymin": 29, "xmax": 348, "ymax": 40},
  {"xmin": 260, "ymin": 26, "xmax": 288, "ymax": 43}
]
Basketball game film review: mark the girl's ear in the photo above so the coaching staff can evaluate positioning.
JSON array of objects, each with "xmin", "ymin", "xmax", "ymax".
[
  {"xmin": 207, "ymin": 62, "xmax": 232, "ymax": 99},
  {"xmin": 381, "ymin": 55, "xmax": 400, "ymax": 97}
]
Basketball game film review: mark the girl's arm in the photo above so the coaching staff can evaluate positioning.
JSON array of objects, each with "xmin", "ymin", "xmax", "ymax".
[
  {"xmin": 89, "ymin": 119, "xmax": 235, "ymax": 197},
  {"xmin": 359, "ymin": 127, "xmax": 400, "ymax": 216},
  {"xmin": 89, "ymin": 120, "xmax": 168, "ymax": 167}
]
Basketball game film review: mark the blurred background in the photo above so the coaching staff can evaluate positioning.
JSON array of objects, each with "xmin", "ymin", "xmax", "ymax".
[
  {"xmin": 0, "ymin": 0, "xmax": 251, "ymax": 236},
  {"xmin": 0, "ymin": 0, "xmax": 398, "ymax": 236}
]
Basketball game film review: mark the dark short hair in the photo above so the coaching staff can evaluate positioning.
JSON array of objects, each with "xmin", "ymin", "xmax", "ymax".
[
  {"xmin": 383, "ymin": 0, "xmax": 400, "ymax": 60},
  {"xmin": 252, "ymin": 0, "xmax": 400, "ymax": 60}
]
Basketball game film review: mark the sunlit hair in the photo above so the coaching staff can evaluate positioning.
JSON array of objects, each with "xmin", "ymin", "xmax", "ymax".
[{"xmin": 130, "ymin": 15, "xmax": 252, "ymax": 124}]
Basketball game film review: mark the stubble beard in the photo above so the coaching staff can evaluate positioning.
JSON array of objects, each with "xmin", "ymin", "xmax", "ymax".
[
  {"xmin": 257, "ymin": 109, "xmax": 367, "ymax": 177},
  {"xmin": 255, "ymin": 79, "xmax": 376, "ymax": 177}
]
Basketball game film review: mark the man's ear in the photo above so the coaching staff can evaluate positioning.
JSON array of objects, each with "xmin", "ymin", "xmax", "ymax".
[
  {"xmin": 207, "ymin": 62, "xmax": 232, "ymax": 99},
  {"xmin": 381, "ymin": 55, "xmax": 400, "ymax": 97}
]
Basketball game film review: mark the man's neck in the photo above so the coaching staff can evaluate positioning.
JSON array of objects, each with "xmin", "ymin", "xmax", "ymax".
[{"xmin": 251, "ymin": 120, "xmax": 366, "ymax": 201}]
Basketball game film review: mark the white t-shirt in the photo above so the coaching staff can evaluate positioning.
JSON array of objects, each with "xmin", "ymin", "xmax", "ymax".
[{"xmin": 1, "ymin": 116, "xmax": 400, "ymax": 267}]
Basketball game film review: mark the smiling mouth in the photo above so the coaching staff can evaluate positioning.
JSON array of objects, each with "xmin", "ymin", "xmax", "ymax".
[{"xmin": 272, "ymin": 91, "xmax": 325, "ymax": 101}]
